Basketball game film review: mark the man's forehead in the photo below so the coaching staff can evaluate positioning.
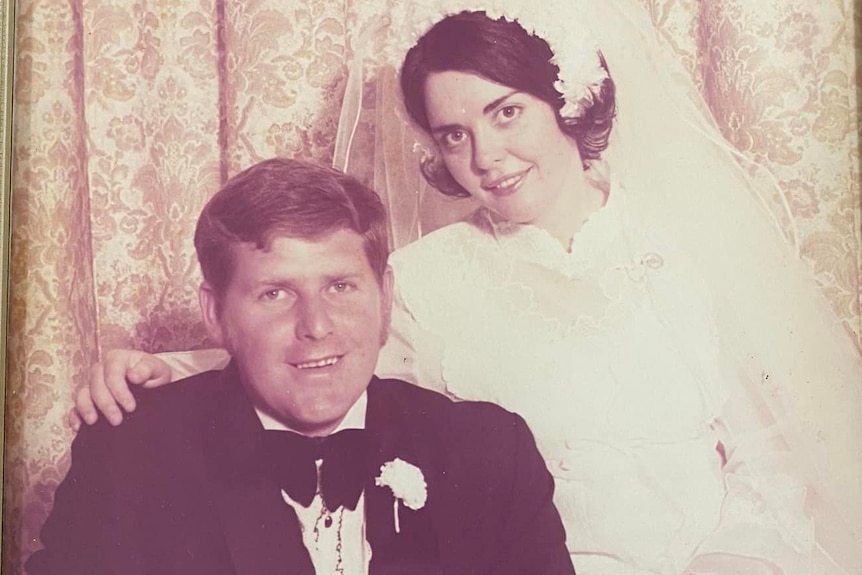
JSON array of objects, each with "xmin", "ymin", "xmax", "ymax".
[{"xmin": 229, "ymin": 228, "xmax": 372, "ymax": 268}]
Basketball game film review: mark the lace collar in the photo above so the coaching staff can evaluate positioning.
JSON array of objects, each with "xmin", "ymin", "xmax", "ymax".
[{"xmin": 474, "ymin": 179, "xmax": 624, "ymax": 275}]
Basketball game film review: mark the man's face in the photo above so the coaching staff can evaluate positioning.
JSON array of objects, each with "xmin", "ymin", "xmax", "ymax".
[{"xmin": 200, "ymin": 228, "xmax": 393, "ymax": 436}]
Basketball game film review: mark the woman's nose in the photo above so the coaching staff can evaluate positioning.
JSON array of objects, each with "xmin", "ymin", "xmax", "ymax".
[{"xmin": 471, "ymin": 130, "xmax": 504, "ymax": 171}]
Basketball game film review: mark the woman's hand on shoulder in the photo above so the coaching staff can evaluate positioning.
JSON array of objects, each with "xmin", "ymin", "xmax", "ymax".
[{"xmin": 70, "ymin": 350, "xmax": 173, "ymax": 430}]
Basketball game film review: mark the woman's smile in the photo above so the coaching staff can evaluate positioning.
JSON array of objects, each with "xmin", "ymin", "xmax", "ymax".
[
  {"xmin": 482, "ymin": 168, "xmax": 532, "ymax": 196},
  {"xmin": 423, "ymin": 70, "xmax": 593, "ymax": 244}
]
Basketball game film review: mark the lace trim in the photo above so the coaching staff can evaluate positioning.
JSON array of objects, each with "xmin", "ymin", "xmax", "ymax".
[{"xmin": 480, "ymin": 181, "xmax": 617, "ymax": 271}]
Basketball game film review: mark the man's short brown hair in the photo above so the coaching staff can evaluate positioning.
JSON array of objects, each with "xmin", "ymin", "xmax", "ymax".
[{"xmin": 194, "ymin": 158, "xmax": 389, "ymax": 296}]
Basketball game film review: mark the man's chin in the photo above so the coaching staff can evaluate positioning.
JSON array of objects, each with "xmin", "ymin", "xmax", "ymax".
[
  {"xmin": 291, "ymin": 415, "xmax": 347, "ymax": 437},
  {"xmin": 282, "ymin": 403, "xmax": 355, "ymax": 437}
]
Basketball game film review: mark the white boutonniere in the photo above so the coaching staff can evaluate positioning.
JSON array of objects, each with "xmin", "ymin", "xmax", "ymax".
[{"xmin": 375, "ymin": 458, "xmax": 427, "ymax": 533}]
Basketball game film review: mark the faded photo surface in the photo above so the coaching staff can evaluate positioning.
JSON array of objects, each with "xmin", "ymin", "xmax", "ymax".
[{"xmin": 4, "ymin": 0, "xmax": 861, "ymax": 574}]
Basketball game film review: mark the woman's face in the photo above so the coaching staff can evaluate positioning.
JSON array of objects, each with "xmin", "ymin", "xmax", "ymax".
[{"xmin": 423, "ymin": 70, "xmax": 584, "ymax": 230}]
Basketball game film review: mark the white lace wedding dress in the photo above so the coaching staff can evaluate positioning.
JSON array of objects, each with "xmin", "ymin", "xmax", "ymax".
[{"xmin": 374, "ymin": 185, "xmax": 827, "ymax": 575}]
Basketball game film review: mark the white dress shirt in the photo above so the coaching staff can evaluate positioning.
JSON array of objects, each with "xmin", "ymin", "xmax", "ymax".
[{"xmin": 256, "ymin": 392, "xmax": 372, "ymax": 575}]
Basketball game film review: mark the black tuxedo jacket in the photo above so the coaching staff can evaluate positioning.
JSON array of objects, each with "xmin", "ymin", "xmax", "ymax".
[{"xmin": 27, "ymin": 365, "xmax": 574, "ymax": 575}]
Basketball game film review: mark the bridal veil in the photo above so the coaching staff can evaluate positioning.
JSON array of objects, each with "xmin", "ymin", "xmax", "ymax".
[{"xmin": 333, "ymin": 0, "xmax": 862, "ymax": 570}]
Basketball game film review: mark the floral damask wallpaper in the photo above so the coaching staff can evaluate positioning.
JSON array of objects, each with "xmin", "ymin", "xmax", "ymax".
[{"xmin": 3, "ymin": 0, "xmax": 860, "ymax": 572}]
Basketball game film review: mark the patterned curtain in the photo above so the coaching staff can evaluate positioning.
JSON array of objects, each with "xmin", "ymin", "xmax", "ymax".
[{"xmin": 3, "ymin": 0, "xmax": 859, "ymax": 572}]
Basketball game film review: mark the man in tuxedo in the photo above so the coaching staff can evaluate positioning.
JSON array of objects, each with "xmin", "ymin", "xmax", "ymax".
[{"xmin": 26, "ymin": 158, "xmax": 574, "ymax": 575}]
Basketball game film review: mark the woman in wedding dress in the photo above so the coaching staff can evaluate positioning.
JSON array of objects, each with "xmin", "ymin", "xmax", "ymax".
[{"xmin": 72, "ymin": 1, "xmax": 862, "ymax": 573}]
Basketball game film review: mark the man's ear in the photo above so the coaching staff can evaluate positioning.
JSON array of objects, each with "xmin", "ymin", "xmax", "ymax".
[
  {"xmin": 379, "ymin": 265, "xmax": 395, "ymax": 345},
  {"xmin": 199, "ymin": 282, "xmax": 227, "ymax": 348}
]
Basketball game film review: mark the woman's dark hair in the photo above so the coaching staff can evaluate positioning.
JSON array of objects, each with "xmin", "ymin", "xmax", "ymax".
[{"xmin": 400, "ymin": 11, "xmax": 616, "ymax": 198}]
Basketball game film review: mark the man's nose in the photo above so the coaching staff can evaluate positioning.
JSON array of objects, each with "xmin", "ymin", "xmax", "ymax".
[{"xmin": 294, "ymin": 297, "xmax": 334, "ymax": 340}]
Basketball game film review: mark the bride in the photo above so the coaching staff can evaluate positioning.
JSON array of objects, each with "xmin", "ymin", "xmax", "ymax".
[{"xmin": 72, "ymin": 1, "xmax": 862, "ymax": 573}]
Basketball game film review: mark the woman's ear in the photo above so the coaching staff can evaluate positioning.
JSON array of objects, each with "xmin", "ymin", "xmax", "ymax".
[{"xmin": 199, "ymin": 282, "xmax": 227, "ymax": 348}]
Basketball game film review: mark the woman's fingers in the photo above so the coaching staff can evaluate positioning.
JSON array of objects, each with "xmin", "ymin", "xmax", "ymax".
[
  {"xmin": 127, "ymin": 354, "xmax": 173, "ymax": 388},
  {"xmin": 73, "ymin": 350, "xmax": 173, "ymax": 427},
  {"xmin": 66, "ymin": 405, "xmax": 84, "ymax": 432},
  {"xmin": 102, "ymin": 350, "xmax": 140, "ymax": 416},
  {"xmin": 89, "ymin": 356, "xmax": 127, "ymax": 426},
  {"xmin": 74, "ymin": 362, "xmax": 110, "ymax": 425}
]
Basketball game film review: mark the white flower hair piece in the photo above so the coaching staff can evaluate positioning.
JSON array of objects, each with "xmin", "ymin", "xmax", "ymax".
[
  {"xmin": 375, "ymin": 458, "xmax": 427, "ymax": 533},
  {"xmin": 411, "ymin": 139, "xmax": 434, "ymax": 165},
  {"xmin": 360, "ymin": 0, "xmax": 609, "ymax": 119}
]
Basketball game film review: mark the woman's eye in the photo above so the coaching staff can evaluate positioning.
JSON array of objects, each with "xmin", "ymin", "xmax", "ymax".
[
  {"xmin": 441, "ymin": 130, "xmax": 467, "ymax": 148},
  {"xmin": 497, "ymin": 105, "xmax": 521, "ymax": 123}
]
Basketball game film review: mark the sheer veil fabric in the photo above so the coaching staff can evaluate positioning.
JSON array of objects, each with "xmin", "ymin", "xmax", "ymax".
[{"xmin": 334, "ymin": 0, "xmax": 862, "ymax": 570}]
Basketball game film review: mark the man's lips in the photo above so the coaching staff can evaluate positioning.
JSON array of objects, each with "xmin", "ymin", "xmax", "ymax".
[
  {"xmin": 290, "ymin": 355, "xmax": 342, "ymax": 370},
  {"xmin": 482, "ymin": 168, "xmax": 531, "ymax": 197}
]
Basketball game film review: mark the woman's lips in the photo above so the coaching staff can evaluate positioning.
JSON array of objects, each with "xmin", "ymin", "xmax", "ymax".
[{"xmin": 483, "ymin": 168, "xmax": 531, "ymax": 197}]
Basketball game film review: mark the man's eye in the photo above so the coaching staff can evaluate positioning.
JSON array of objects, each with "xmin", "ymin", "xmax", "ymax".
[
  {"xmin": 330, "ymin": 282, "xmax": 355, "ymax": 293},
  {"xmin": 261, "ymin": 289, "xmax": 286, "ymax": 301}
]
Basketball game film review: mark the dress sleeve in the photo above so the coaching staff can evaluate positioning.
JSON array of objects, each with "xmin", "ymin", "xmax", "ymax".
[
  {"xmin": 155, "ymin": 348, "xmax": 230, "ymax": 380},
  {"xmin": 375, "ymin": 275, "xmax": 449, "ymax": 394},
  {"xmin": 632, "ymin": 225, "xmax": 855, "ymax": 575},
  {"xmin": 683, "ymin": 359, "xmax": 852, "ymax": 575}
]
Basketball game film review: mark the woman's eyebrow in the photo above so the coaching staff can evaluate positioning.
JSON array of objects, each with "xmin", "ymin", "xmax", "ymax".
[
  {"xmin": 430, "ymin": 123, "xmax": 462, "ymax": 137},
  {"xmin": 429, "ymin": 90, "xmax": 522, "ymax": 136},
  {"xmin": 483, "ymin": 90, "xmax": 520, "ymax": 115}
]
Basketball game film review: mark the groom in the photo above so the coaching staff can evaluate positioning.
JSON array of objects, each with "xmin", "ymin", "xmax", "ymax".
[{"xmin": 26, "ymin": 158, "xmax": 574, "ymax": 575}]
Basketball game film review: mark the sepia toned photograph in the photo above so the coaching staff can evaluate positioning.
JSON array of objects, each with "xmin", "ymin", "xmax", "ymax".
[{"xmin": 2, "ymin": 0, "xmax": 861, "ymax": 574}]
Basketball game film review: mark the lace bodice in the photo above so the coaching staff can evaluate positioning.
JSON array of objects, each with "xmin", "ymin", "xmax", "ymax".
[{"xmin": 377, "ymin": 188, "xmax": 817, "ymax": 575}]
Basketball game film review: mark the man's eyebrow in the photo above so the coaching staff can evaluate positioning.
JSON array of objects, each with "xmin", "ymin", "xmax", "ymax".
[
  {"xmin": 248, "ymin": 278, "xmax": 294, "ymax": 289},
  {"xmin": 249, "ymin": 271, "xmax": 364, "ymax": 287},
  {"xmin": 321, "ymin": 271, "xmax": 364, "ymax": 283},
  {"xmin": 429, "ymin": 90, "xmax": 522, "ymax": 136}
]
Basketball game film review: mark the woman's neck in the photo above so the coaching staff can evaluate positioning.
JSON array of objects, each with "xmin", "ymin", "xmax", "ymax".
[{"xmin": 535, "ymin": 165, "xmax": 610, "ymax": 251}]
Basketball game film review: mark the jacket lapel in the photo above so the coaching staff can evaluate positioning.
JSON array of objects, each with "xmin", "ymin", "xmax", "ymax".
[
  {"xmin": 364, "ymin": 378, "xmax": 443, "ymax": 575},
  {"xmin": 202, "ymin": 365, "xmax": 315, "ymax": 575}
]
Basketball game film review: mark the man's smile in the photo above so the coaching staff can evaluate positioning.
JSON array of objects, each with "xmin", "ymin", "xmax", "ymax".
[{"xmin": 291, "ymin": 355, "xmax": 343, "ymax": 370}]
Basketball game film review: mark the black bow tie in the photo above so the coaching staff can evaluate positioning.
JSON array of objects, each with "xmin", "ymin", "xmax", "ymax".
[{"xmin": 261, "ymin": 428, "xmax": 380, "ymax": 512}]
